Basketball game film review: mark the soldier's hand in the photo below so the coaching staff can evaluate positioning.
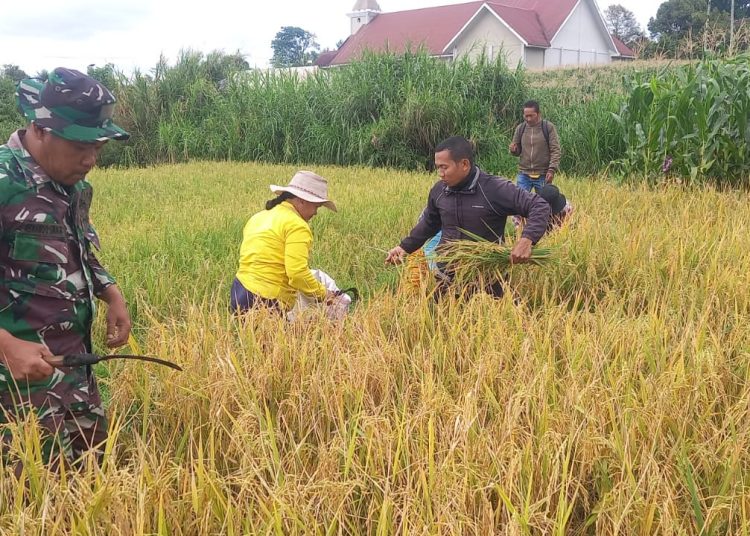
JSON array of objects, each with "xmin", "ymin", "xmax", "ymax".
[
  {"xmin": 100, "ymin": 286, "xmax": 132, "ymax": 348},
  {"xmin": 105, "ymin": 301, "xmax": 132, "ymax": 348},
  {"xmin": 0, "ymin": 330, "xmax": 55, "ymax": 381}
]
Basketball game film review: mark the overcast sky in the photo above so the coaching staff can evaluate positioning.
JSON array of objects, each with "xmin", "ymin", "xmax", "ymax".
[{"xmin": 0, "ymin": 0, "xmax": 661, "ymax": 76}]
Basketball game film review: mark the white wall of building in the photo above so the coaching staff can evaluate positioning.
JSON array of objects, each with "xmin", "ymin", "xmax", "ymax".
[
  {"xmin": 350, "ymin": 11, "xmax": 379, "ymax": 35},
  {"xmin": 546, "ymin": 0, "xmax": 614, "ymax": 67},
  {"xmin": 453, "ymin": 10, "xmax": 525, "ymax": 66},
  {"xmin": 524, "ymin": 48, "xmax": 545, "ymax": 69}
]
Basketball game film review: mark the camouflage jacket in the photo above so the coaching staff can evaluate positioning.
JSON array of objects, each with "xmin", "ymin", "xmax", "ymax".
[{"xmin": 0, "ymin": 130, "xmax": 115, "ymax": 312}]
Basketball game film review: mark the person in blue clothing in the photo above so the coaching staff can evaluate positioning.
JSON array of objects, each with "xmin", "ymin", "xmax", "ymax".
[{"xmin": 422, "ymin": 231, "xmax": 441, "ymax": 270}]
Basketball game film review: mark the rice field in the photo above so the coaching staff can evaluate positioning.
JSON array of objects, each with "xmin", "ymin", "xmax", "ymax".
[{"xmin": 2, "ymin": 161, "xmax": 750, "ymax": 534}]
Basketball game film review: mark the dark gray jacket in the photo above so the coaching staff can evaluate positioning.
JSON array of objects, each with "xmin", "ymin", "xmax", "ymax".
[{"xmin": 400, "ymin": 167, "xmax": 550, "ymax": 253}]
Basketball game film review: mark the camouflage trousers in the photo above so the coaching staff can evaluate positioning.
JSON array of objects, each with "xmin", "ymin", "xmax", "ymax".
[
  {"xmin": 0, "ymin": 294, "xmax": 108, "ymax": 467},
  {"xmin": 0, "ymin": 366, "xmax": 108, "ymax": 466}
]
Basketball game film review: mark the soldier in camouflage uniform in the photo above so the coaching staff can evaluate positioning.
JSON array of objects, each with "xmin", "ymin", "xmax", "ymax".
[{"xmin": 0, "ymin": 68, "xmax": 132, "ymax": 469}]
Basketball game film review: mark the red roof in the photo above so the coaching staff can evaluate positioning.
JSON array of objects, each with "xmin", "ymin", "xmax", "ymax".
[
  {"xmin": 331, "ymin": 0, "xmax": 585, "ymax": 65},
  {"xmin": 314, "ymin": 50, "xmax": 339, "ymax": 67},
  {"xmin": 494, "ymin": 0, "xmax": 578, "ymax": 42},
  {"xmin": 611, "ymin": 35, "xmax": 636, "ymax": 58}
]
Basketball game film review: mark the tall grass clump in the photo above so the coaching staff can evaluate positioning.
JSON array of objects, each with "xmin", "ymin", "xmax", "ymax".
[
  {"xmin": 109, "ymin": 50, "xmax": 250, "ymax": 167},
  {"xmin": 0, "ymin": 75, "xmax": 23, "ymax": 142},
  {"xmin": 614, "ymin": 54, "xmax": 750, "ymax": 186},
  {"xmin": 345, "ymin": 49, "xmax": 527, "ymax": 169},
  {"xmin": 122, "ymin": 48, "xmax": 528, "ymax": 170},
  {"xmin": 0, "ymin": 49, "xmax": 530, "ymax": 171}
]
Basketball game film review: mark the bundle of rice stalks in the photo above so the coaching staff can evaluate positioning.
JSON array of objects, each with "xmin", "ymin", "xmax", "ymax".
[
  {"xmin": 436, "ymin": 229, "xmax": 552, "ymax": 283},
  {"xmin": 402, "ymin": 248, "xmax": 431, "ymax": 291}
]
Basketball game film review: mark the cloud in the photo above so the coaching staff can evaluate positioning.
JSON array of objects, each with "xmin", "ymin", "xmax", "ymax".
[{"xmin": 0, "ymin": 2, "xmax": 151, "ymax": 41}]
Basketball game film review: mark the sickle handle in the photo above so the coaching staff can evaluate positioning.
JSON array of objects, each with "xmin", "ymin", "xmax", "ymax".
[
  {"xmin": 45, "ymin": 354, "xmax": 100, "ymax": 367},
  {"xmin": 44, "ymin": 355, "xmax": 66, "ymax": 367}
]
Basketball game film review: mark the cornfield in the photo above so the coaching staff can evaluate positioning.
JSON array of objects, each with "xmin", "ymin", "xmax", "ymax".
[{"xmin": 614, "ymin": 54, "xmax": 750, "ymax": 185}]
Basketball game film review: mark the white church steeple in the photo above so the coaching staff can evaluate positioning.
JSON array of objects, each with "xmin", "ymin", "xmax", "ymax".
[{"xmin": 348, "ymin": 0, "xmax": 381, "ymax": 35}]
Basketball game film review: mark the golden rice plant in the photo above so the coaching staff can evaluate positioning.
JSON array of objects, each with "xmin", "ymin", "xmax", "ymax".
[
  {"xmin": 437, "ymin": 228, "xmax": 552, "ymax": 283},
  {"xmin": 2, "ymin": 162, "xmax": 750, "ymax": 534}
]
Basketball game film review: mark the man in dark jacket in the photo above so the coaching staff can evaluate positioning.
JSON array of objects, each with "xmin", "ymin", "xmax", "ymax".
[{"xmin": 386, "ymin": 136, "xmax": 550, "ymax": 295}]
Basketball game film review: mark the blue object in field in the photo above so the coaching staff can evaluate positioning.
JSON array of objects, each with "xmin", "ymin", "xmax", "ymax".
[{"xmin": 423, "ymin": 232, "xmax": 442, "ymax": 271}]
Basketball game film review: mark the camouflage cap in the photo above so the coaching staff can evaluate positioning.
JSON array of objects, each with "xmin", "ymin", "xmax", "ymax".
[{"xmin": 16, "ymin": 67, "xmax": 130, "ymax": 142}]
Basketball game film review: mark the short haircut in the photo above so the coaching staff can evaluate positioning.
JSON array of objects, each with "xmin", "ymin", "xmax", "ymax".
[
  {"xmin": 435, "ymin": 136, "xmax": 474, "ymax": 167},
  {"xmin": 523, "ymin": 100, "xmax": 540, "ymax": 113}
]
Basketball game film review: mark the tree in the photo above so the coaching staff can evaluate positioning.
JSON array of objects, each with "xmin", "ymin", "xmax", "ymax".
[
  {"xmin": 648, "ymin": 0, "xmax": 711, "ymax": 39},
  {"xmin": 604, "ymin": 4, "xmax": 644, "ymax": 44},
  {"xmin": 271, "ymin": 26, "xmax": 320, "ymax": 67},
  {"xmin": 712, "ymin": 0, "xmax": 750, "ymax": 18},
  {"xmin": 1, "ymin": 65, "xmax": 29, "ymax": 82}
]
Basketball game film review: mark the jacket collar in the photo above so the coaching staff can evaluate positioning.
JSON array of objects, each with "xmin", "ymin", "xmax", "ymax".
[
  {"xmin": 6, "ymin": 130, "xmax": 75, "ymax": 197},
  {"xmin": 445, "ymin": 166, "xmax": 480, "ymax": 194},
  {"xmin": 7, "ymin": 130, "xmax": 56, "ymax": 188}
]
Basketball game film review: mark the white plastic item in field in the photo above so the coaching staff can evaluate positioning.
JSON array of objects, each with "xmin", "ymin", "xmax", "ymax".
[{"xmin": 288, "ymin": 269, "xmax": 352, "ymax": 322}]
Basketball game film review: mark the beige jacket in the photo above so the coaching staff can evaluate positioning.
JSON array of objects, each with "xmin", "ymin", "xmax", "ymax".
[{"xmin": 511, "ymin": 120, "xmax": 561, "ymax": 175}]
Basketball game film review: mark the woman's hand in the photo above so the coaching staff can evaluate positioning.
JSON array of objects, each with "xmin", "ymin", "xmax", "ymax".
[{"xmin": 324, "ymin": 290, "xmax": 340, "ymax": 305}]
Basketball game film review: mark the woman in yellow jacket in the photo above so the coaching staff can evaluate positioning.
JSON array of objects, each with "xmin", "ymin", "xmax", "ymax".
[{"xmin": 231, "ymin": 171, "xmax": 337, "ymax": 313}]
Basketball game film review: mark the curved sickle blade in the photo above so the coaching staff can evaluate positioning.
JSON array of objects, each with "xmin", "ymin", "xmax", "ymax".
[
  {"xmin": 336, "ymin": 287, "xmax": 360, "ymax": 303},
  {"xmin": 98, "ymin": 354, "xmax": 183, "ymax": 371}
]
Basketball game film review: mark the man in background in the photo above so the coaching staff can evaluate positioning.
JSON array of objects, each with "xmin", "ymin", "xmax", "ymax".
[{"xmin": 509, "ymin": 100, "xmax": 561, "ymax": 193}]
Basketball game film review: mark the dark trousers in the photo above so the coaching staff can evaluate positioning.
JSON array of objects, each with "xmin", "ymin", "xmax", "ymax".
[
  {"xmin": 230, "ymin": 278, "xmax": 281, "ymax": 314},
  {"xmin": 432, "ymin": 268, "xmax": 506, "ymax": 301}
]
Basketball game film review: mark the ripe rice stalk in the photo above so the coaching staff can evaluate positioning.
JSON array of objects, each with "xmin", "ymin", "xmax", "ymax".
[
  {"xmin": 436, "ymin": 228, "xmax": 552, "ymax": 283},
  {"xmin": 6, "ymin": 164, "xmax": 750, "ymax": 533}
]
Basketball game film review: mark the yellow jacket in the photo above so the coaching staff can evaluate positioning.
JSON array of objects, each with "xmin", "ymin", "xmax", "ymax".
[{"xmin": 235, "ymin": 201, "xmax": 326, "ymax": 309}]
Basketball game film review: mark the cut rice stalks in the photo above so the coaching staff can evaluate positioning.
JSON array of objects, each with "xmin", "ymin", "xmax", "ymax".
[{"xmin": 436, "ymin": 229, "xmax": 552, "ymax": 283}]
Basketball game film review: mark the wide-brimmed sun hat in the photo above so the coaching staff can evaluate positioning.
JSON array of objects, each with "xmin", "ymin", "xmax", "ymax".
[{"xmin": 270, "ymin": 170, "xmax": 337, "ymax": 212}]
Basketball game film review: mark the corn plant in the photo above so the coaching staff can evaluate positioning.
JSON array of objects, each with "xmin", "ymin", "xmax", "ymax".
[{"xmin": 614, "ymin": 54, "xmax": 750, "ymax": 186}]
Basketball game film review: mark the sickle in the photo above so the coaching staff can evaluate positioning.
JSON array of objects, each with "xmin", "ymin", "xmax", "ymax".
[
  {"xmin": 46, "ymin": 353, "xmax": 183, "ymax": 371},
  {"xmin": 335, "ymin": 287, "xmax": 360, "ymax": 303}
]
